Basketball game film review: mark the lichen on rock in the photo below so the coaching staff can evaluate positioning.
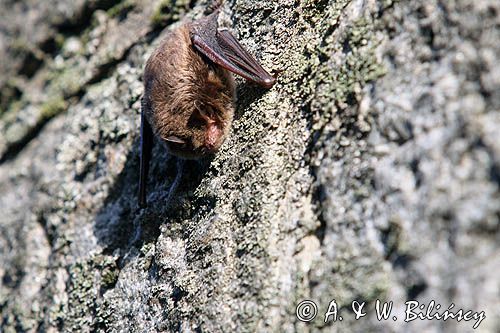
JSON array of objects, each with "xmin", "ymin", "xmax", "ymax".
[{"xmin": 0, "ymin": 0, "xmax": 498, "ymax": 332}]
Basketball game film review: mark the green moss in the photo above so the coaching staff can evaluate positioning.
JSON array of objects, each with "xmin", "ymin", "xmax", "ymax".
[
  {"xmin": 46, "ymin": 65, "xmax": 83, "ymax": 98},
  {"xmin": 40, "ymin": 96, "xmax": 67, "ymax": 120},
  {"xmin": 54, "ymin": 33, "xmax": 66, "ymax": 51},
  {"xmin": 9, "ymin": 38, "xmax": 30, "ymax": 55},
  {"xmin": 309, "ymin": 14, "xmax": 387, "ymax": 133},
  {"xmin": 341, "ymin": 17, "xmax": 387, "ymax": 88},
  {"xmin": 151, "ymin": 0, "xmax": 192, "ymax": 29},
  {"xmin": 93, "ymin": 298, "xmax": 114, "ymax": 332},
  {"xmin": 66, "ymin": 262, "xmax": 95, "ymax": 331},
  {"xmin": 64, "ymin": 255, "xmax": 120, "ymax": 331},
  {"xmin": 151, "ymin": 0, "xmax": 174, "ymax": 28},
  {"xmin": 107, "ymin": 0, "xmax": 136, "ymax": 19},
  {"xmin": 97, "ymin": 256, "xmax": 119, "ymax": 289}
]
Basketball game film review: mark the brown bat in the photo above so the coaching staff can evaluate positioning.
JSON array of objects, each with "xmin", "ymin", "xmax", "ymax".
[{"xmin": 138, "ymin": 8, "xmax": 276, "ymax": 207}]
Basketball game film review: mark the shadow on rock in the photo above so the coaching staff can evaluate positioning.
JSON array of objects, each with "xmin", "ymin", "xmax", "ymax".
[{"xmin": 92, "ymin": 136, "xmax": 213, "ymax": 257}]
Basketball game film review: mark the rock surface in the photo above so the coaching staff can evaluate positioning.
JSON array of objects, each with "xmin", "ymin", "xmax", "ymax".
[{"xmin": 0, "ymin": 0, "xmax": 498, "ymax": 332}]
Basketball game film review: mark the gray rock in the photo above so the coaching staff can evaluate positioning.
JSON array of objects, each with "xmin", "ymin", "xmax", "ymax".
[{"xmin": 0, "ymin": 0, "xmax": 498, "ymax": 332}]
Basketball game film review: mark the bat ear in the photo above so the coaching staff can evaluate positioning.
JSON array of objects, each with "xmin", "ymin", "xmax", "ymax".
[{"xmin": 166, "ymin": 136, "xmax": 186, "ymax": 144}]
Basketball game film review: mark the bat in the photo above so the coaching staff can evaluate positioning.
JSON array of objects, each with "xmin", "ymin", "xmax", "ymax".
[{"xmin": 138, "ymin": 8, "xmax": 276, "ymax": 208}]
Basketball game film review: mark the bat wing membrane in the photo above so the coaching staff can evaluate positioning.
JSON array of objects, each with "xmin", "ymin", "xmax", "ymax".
[
  {"xmin": 138, "ymin": 107, "xmax": 153, "ymax": 208},
  {"xmin": 191, "ymin": 17, "xmax": 275, "ymax": 88}
]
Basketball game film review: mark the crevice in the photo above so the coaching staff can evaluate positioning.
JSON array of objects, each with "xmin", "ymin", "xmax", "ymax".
[
  {"xmin": 0, "ymin": 84, "xmax": 22, "ymax": 114},
  {"xmin": 0, "ymin": 116, "xmax": 52, "ymax": 164},
  {"xmin": 380, "ymin": 222, "xmax": 429, "ymax": 299},
  {"xmin": 18, "ymin": 51, "xmax": 45, "ymax": 78},
  {"xmin": 489, "ymin": 161, "xmax": 500, "ymax": 188},
  {"xmin": 407, "ymin": 281, "xmax": 428, "ymax": 299},
  {"xmin": 54, "ymin": 0, "xmax": 122, "ymax": 35},
  {"xmin": 312, "ymin": 184, "xmax": 327, "ymax": 245},
  {"xmin": 86, "ymin": 44, "xmax": 135, "ymax": 85},
  {"xmin": 39, "ymin": 37, "xmax": 59, "ymax": 55},
  {"xmin": 0, "ymin": 29, "xmax": 142, "ymax": 165}
]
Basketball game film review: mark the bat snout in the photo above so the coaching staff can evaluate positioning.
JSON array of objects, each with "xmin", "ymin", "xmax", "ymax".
[{"xmin": 205, "ymin": 122, "xmax": 222, "ymax": 151}]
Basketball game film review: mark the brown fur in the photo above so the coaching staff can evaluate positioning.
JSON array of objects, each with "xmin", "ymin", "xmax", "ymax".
[{"xmin": 143, "ymin": 24, "xmax": 235, "ymax": 159}]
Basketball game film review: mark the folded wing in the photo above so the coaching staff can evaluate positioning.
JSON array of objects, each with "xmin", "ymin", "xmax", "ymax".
[{"xmin": 190, "ymin": 12, "xmax": 276, "ymax": 88}]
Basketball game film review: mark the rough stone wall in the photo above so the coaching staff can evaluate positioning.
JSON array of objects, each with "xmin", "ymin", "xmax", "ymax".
[{"xmin": 0, "ymin": 0, "xmax": 498, "ymax": 332}]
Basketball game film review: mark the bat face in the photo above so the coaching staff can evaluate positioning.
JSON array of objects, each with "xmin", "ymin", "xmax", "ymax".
[{"xmin": 139, "ymin": 10, "xmax": 276, "ymax": 207}]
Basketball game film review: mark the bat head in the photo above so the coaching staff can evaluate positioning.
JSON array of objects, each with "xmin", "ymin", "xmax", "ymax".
[
  {"xmin": 165, "ymin": 82, "xmax": 235, "ymax": 160},
  {"xmin": 143, "ymin": 26, "xmax": 236, "ymax": 159}
]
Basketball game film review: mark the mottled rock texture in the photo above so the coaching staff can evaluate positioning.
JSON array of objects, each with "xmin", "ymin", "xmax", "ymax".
[{"xmin": 0, "ymin": 0, "xmax": 498, "ymax": 332}]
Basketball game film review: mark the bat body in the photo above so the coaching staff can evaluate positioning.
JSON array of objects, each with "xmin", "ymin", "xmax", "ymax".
[{"xmin": 139, "ymin": 10, "xmax": 275, "ymax": 207}]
